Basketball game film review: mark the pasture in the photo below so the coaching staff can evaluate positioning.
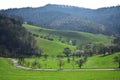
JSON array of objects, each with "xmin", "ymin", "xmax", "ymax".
[{"xmin": 0, "ymin": 57, "xmax": 120, "ymax": 80}]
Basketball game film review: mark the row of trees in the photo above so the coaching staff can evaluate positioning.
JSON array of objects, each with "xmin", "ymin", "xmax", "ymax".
[{"xmin": 19, "ymin": 45, "xmax": 120, "ymax": 70}]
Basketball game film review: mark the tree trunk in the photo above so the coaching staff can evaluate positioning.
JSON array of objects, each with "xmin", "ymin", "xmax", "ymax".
[{"xmin": 118, "ymin": 62, "xmax": 120, "ymax": 68}]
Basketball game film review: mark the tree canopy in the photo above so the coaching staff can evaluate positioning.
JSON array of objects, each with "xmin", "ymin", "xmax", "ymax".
[{"xmin": 0, "ymin": 15, "xmax": 38, "ymax": 57}]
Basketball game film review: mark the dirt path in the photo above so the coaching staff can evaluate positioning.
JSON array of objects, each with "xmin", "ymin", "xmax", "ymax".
[
  {"xmin": 8, "ymin": 58, "xmax": 31, "ymax": 70},
  {"xmin": 8, "ymin": 58, "xmax": 120, "ymax": 71}
]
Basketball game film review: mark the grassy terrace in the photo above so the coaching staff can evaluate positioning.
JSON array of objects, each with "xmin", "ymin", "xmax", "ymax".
[{"xmin": 0, "ymin": 57, "xmax": 120, "ymax": 80}]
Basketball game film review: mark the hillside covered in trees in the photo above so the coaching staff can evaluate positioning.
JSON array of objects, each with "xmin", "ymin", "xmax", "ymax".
[
  {"xmin": 0, "ymin": 15, "xmax": 39, "ymax": 57},
  {"xmin": 0, "ymin": 4, "xmax": 120, "ymax": 35}
]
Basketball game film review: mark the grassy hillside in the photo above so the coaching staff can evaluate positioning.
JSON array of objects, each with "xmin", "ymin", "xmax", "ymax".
[
  {"xmin": 36, "ymin": 37, "xmax": 75, "ymax": 56},
  {"xmin": 83, "ymin": 52, "xmax": 120, "ymax": 68},
  {"xmin": 24, "ymin": 24, "xmax": 76, "ymax": 56},
  {"xmin": 24, "ymin": 24, "xmax": 112, "ymax": 46},
  {"xmin": 23, "ymin": 24, "xmax": 112, "ymax": 56},
  {"xmin": 0, "ymin": 57, "xmax": 120, "ymax": 80}
]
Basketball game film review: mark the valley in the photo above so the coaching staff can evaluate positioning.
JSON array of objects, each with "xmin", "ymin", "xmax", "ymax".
[{"xmin": 0, "ymin": 4, "xmax": 120, "ymax": 80}]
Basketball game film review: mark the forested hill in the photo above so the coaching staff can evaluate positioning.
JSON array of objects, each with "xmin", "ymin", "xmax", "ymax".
[
  {"xmin": 0, "ymin": 4, "xmax": 120, "ymax": 35},
  {"xmin": 0, "ymin": 15, "xmax": 38, "ymax": 57}
]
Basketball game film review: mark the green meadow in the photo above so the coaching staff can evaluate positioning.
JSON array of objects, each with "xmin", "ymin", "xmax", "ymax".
[
  {"xmin": 19, "ymin": 52, "xmax": 120, "ymax": 69},
  {"xmin": 0, "ymin": 57, "xmax": 120, "ymax": 80},
  {"xmin": 36, "ymin": 37, "xmax": 75, "ymax": 56},
  {"xmin": 83, "ymin": 52, "xmax": 120, "ymax": 68}
]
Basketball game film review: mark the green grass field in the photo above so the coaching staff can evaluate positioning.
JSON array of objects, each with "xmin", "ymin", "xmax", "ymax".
[
  {"xmin": 0, "ymin": 57, "xmax": 120, "ymax": 80},
  {"xmin": 36, "ymin": 37, "xmax": 75, "ymax": 56},
  {"xmin": 19, "ymin": 52, "xmax": 120, "ymax": 69},
  {"xmin": 83, "ymin": 52, "xmax": 120, "ymax": 68}
]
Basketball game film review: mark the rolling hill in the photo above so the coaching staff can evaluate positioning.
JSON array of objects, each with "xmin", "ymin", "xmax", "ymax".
[
  {"xmin": 24, "ymin": 24, "xmax": 112, "ymax": 55},
  {"xmin": 0, "ymin": 4, "xmax": 120, "ymax": 35}
]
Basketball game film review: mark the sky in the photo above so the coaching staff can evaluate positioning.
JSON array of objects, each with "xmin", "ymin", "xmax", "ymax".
[{"xmin": 0, "ymin": 0, "xmax": 120, "ymax": 10}]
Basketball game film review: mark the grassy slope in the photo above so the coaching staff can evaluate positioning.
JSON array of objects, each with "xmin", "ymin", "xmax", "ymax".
[
  {"xmin": 36, "ymin": 37, "xmax": 75, "ymax": 56},
  {"xmin": 0, "ymin": 57, "xmax": 120, "ymax": 80},
  {"xmin": 83, "ymin": 52, "xmax": 120, "ymax": 68},
  {"xmin": 24, "ymin": 24, "xmax": 112, "ymax": 45},
  {"xmin": 23, "ymin": 24, "xmax": 112, "ymax": 56},
  {"xmin": 24, "ymin": 24, "xmax": 76, "ymax": 56}
]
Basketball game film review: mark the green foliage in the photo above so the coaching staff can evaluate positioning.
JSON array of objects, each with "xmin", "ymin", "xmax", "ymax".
[
  {"xmin": 0, "ymin": 15, "xmax": 38, "ymax": 57},
  {"xmin": 32, "ymin": 60, "xmax": 41, "ymax": 68},
  {"xmin": 113, "ymin": 36, "xmax": 120, "ymax": 45},
  {"xmin": 113, "ymin": 54, "xmax": 120, "ymax": 68},
  {"xmin": 113, "ymin": 36, "xmax": 120, "ymax": 52},
  {"xmin": 58, "ymin": 58, "xmax": 64, "ymax": 69},
  {"xmin": 63, "ymin": 47, "xmax": 71, "ymax": 57},
  {"xmin": 1, "ymin": 5, "xmax": 120, "ymax": 35},
  {"xmin": 18, "ymin": 52, "xmax": 120, "ymax": 69},
  {"xmin": 76, "ymin": 59, "xmax": 84, "ymax": 68}
]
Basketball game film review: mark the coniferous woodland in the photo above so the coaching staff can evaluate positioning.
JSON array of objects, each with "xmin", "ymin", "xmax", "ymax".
[
  {"xmin": 1, "ymin": 4, "xmax": 120, "ymax": 35},
  {"xmin": 0, "ymin": 15, "xmax": 39, "ymax": 57}
]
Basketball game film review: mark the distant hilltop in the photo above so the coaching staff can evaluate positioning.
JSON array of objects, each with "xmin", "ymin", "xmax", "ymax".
[{"xmin": 0, "ymin": 4, "xmax": 120, "ymax": 35}]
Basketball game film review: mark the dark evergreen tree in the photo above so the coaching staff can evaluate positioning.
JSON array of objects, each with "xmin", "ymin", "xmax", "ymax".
[{"xmin": 0, "ymin": 15, "xmax": 39, "ymax": 57}]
